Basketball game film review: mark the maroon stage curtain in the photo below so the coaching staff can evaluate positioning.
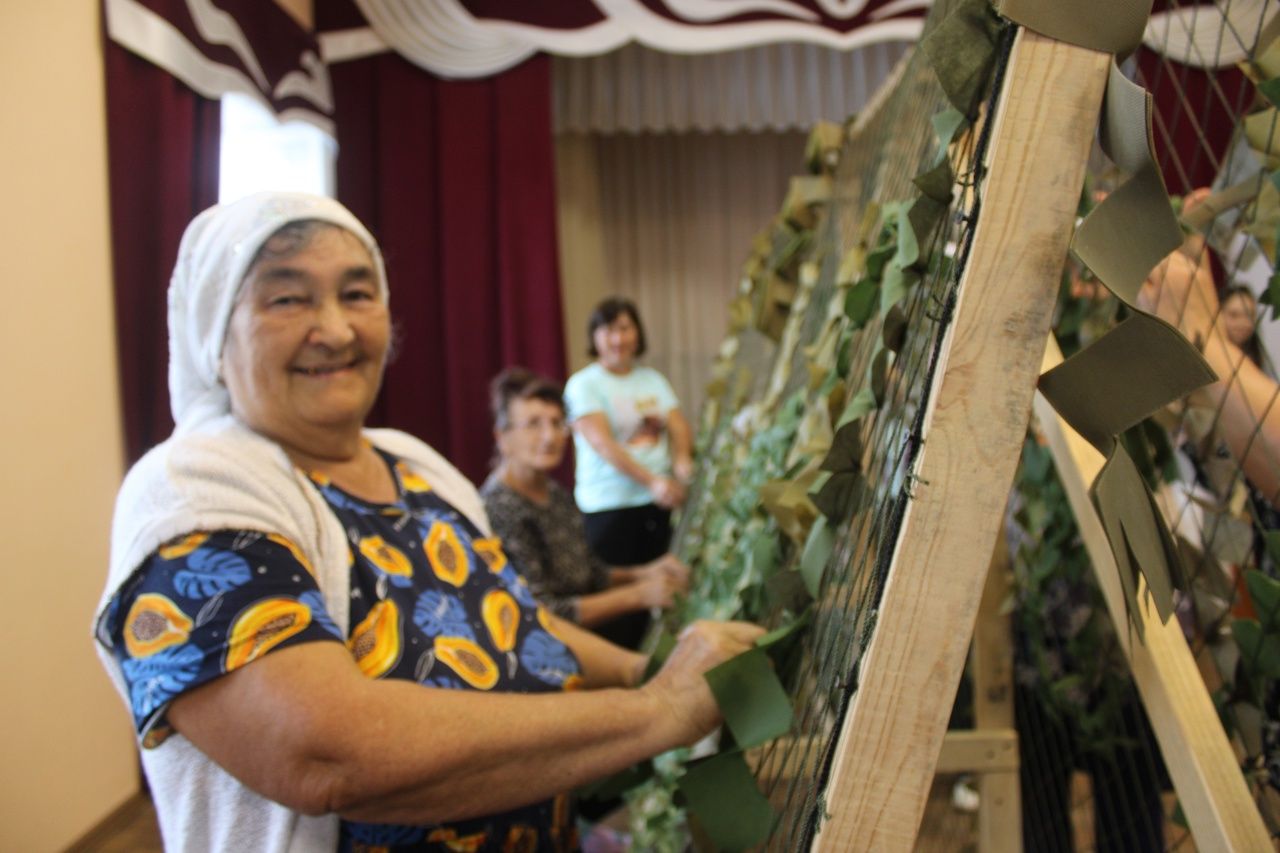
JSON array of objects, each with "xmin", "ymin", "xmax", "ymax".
[
  {"xmin": 104, "ymin": 36, "xmax": 220, "ymax": 465},
  {"xmin": 331, "ymin": 51, "xmax": 567, "ymax": 485}
]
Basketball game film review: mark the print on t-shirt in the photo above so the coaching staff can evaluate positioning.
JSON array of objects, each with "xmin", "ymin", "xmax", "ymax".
[{"xmin": 614, "ymin": 393, "xmax": 666, "ymax": 448}]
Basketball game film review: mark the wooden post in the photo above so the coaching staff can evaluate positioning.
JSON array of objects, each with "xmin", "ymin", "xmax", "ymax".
[
  {"xmin": 1032, "ymin": 336, "xmax": 1270, "ymax": 850},
  {"xmin": 971, "ymin": 531, "xmax": 1021, "ymax": 852},
  {"xmin": 812, "ymin": 29, "xmax": 1111, "ymax": 851}
]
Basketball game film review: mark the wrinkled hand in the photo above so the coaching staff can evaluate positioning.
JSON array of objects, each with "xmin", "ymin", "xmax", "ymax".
[
  {"xmin": 633, "ymin": 571, "xmax": 679, "ymax": 609},
  {"xmin": 642, "ymin": 620, "xmax": 765, "ymax": 745},
  {"xmin": 649, "ymin": 476, "xmax": 686, "ymax": 509},
  {"xmin": 643, "ymin": 553, "xmax": 690, "ymax": 592}
]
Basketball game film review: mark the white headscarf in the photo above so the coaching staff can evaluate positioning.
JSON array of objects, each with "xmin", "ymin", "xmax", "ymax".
[{"xmin": 167, "ymin": 191, "xmax": 388, "ymax": 433}]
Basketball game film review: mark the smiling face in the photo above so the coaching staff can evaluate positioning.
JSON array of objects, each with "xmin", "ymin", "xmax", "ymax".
[
  {"xmin": 496, "ymin": 397, "xmax": 569, "ymax": 474},
  {"xmin": 221, "ymin": 224, "xmax": 389, "ymax": 450},
  {"xmin": 1221, "ymin": 291, "xmax": 1257, "ymax": 349},
  {"xmin": 592, "ymin": 312, "xmax": 640, "ymax": 374}
]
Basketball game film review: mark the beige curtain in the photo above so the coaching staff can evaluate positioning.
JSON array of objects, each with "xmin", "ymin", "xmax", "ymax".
[{"xmin": 555, "ymin": 131, "xmax": 807, "ymax": 416}]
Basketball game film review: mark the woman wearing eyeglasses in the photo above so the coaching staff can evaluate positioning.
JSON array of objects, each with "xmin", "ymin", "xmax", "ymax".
[{"xmin": 481, "ymin": 367, "xmax": 688, "ymax": 648}]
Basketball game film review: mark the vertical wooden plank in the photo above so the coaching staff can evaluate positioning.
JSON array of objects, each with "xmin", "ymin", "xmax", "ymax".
[
  {"xmin": 812, "ymin": 29, "xmax": 1111, "ymax": 851},
  {"xmin": 1033, "ymin": 337, "xmax": 1270, "ymax": 851},
  {"xmin": 973, "ymin": 533, "xmax": 1022, "ymax": 853}
]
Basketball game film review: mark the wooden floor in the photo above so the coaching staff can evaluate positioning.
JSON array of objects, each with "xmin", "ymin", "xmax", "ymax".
[{"xmin": 67, "ymin": 793, "xmax": 162, "ymax": 853}]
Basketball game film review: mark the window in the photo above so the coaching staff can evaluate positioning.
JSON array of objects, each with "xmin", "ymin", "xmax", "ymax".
[{"xmin": 218, "ymin": 92, "xmax": 335, "ymax": 202}]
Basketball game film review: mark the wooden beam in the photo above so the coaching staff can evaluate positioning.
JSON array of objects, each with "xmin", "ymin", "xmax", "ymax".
[
  {"xmin": 812, "ymin": 29, "xmax": 1111, "ymax": 851},
  {"xmin": 972, "ymin": 533, "xmax": 1022, "ymax": 852},
  {"xmin": 935, "ymin": 730, "xmax": 1020, "ymax": 773},
  {"xmin": 1033, "ymin": 336, "xmax": 1270, "ymax": 851}
]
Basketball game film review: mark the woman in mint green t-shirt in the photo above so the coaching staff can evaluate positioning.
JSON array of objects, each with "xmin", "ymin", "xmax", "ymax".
[{"xmin": 564, "ymin": 298, "xmax": 694, "ymax": 647}]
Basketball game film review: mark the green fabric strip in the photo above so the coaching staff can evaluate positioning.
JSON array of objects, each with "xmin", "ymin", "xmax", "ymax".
[
  {"xmin": 677, "ymin": 750, "xmax": 776, "ymax": 851},
  {"xmin": 705, "ymin": 647, "xmax": 794, "ymax": 749},
  {"xmin": 1038, "ymin": 313, "xmax": 1215, "ymax": 453},
  {"xmin": 993, "ymin": 0, "xmax": 1154, "ymax": 55}
]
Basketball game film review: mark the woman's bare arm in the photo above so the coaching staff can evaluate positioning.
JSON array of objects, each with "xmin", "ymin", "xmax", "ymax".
[
  {"xmin": 166, "ymin": 620, "xmax": 759, "ymax": 826},
  {"xmin": 573, "ymin": 412, "xmax": 684, "ymax": 508},
  {"xmin": 1142, "ymin": 245, "xmax": 1280, "ymax": 503}
]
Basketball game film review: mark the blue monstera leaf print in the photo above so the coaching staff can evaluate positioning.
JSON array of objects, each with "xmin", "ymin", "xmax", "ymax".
[
  {"xmin": 173, "ymin": 548, "xmax": 252, "ymax": 600},
  {"xmin": 299, "ymin": 590, "xmax": 342, "ymax": 640},
  {"xmin": 413, "ymin": 589, "xmax": 475, "ymax": 640},
  {"xmin": 344, "ymin": 821, "xmax": 427, "ymax": 844},
  {"xmin": 122, "ymin": 644, "xmax": 204, "ymax": 723},
  {"xmin": 496, "ymin": 566, "xmax": 537, "ymax": 608},
  {"xmin": 519, "ymin": 630, "xmax": 579, "ymax": 687}
]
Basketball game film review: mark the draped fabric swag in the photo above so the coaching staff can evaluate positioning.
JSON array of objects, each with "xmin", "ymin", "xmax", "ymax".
[{"xmin": 330, "ymin": 50, "xmax": 567, "ymax": 484}]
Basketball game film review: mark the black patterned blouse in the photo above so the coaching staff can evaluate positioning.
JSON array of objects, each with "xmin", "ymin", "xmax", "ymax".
[
  {"xmin": 479, "ymin": 475, "xmax": 610, "ymax": 623},
  {"xmin": 100, "ymin": 449, "xmax": 582, "ymax": 852}
]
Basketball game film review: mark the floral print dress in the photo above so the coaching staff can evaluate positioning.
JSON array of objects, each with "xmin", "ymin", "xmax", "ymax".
[{"xmin": 99, "ymin": 449, "xmax": 582, "ymax": 852}]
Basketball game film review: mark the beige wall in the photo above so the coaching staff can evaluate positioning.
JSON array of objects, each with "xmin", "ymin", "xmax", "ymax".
[{"xmin": 0, "ymin": 3, "xmax": 140, "ymax": 850}]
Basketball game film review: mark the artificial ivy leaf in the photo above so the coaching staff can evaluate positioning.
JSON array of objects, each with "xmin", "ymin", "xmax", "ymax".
[
  {"xmin": 763, "ymin": 569, "xmax": 812, "ymax": 615},
  {"xmin": 800, "ymin": 515, "xmax": 835, "ymax": 597},
  {"xmin": 881, "ymin": 263, "xmax": 905, "ymax": 313},
  {"xmin": 895, "ymin": 203, "xmax": 920, "ymax": 269},
  {"xmin": 1231, "ymin": 700, "xmax": 1265, "ymax": 758},
  {"xmin": 836, "ymin": 389, "xmax": 876, "ymax": 430},
  {"xmin": 1262, "ymin": 77, "xmax": 1280, "ymax": 109},
  {"xmin": 1266, "ymin": 530, "xmax": 1280, "ymax": 565},
  {"xmin": 913, "ymin": 160, "xmax": 955, "ymax": 203},
  {"xmin": 1233, "ymin": 618, "xmax": 1280, "ymax": 679},
  {"xmin": 821, "ymin": 421, "xmax": 863, "ymax": 474},
  {"xmin": 844, "ymin": 278, "xmax": 879, "ymax": 329},
  {"xmin": 931, "ymin": 108, "xmax": 968, "ymax": 161},
  {"xmin": 882, "ymin": 304, "xmax": 908, "ymax": 353},
  {"xmin": 908, "ymin": 195, "xmax": 949, "ymax": 264},
  {"xmin": 812, "ymin": 470, "xmax": 867, "ymax": 522},
  {"xmin": 870, "ymin": 347, "xmax": 892, "ymax": 405},
  {"xmin": 866, "ymin": 238, "xmax": 896, "ymax": 281},
  {"xmin": 1264, "ymin": 269, "xmax": 1280, "ymax": 319},
  {"xmin": 880, "ymin": 263, "xmax": 920, "ymax": 314},
  {"xmin": 677, "ymin": 751, "xmax": 776, "ymax": 851},
  {"xmin": 1245, "ymin": 569, "xmax": 1280, "ymax": 629}
]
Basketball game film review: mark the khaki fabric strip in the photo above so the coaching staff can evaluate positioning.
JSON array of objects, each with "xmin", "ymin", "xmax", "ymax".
[
  {"xmin": 994, "ymin": 0, "xmax": 1154, "ymax": 55},
  {"xmin": 1072, "ymin": 161, "xmax": 1182, "ymax": 305},
  {"xmin": 1038, "ymin": 312, "xmax": 1215, "ymax": 454}
]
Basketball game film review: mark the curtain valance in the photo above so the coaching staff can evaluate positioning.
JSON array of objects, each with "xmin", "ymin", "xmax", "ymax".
[{"xmin": 104, "ymin": 0, "xmax": 333, "ymax": 130}]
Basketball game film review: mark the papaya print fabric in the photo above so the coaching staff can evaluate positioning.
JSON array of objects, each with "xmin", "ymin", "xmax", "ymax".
[{"xmin": 102, "ymin": 450, "xmax": 581, "ymax": 852}]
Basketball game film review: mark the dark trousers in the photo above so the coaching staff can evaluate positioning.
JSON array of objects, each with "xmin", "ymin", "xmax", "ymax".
[{"xmin": 582, "ymin": 503, "xmax": 672, "ymax": 650}]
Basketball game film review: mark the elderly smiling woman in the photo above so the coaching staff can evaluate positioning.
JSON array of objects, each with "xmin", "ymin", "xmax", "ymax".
[{"xmin": 93, "ymin": 193, "xmax": 760, "ymax": 852}]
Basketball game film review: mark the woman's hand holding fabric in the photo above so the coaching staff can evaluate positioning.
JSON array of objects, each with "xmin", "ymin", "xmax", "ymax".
[{"xmin": 641, "ymin": 620, "xmax": 766, "ymax": 746}]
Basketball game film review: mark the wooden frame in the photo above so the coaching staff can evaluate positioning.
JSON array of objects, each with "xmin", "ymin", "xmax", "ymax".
[
  {"xmin": 812, "ymin": 28, "xmax": 1112, "ymax": 850},
  {"xmin": 1033, "ymin": 336, "xmax": 1270, "ymax": 850}
]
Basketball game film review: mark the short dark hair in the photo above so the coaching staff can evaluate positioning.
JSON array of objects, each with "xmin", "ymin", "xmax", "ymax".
[
  {"xmin": 586, "ymin": 297, "xmax": 647, "ymax": 359},
  {"xmin": 489, "ymin": 367, "xmax": 565, "ymax": 431},
  {"xmin": 1222, "ymin": 285, "xmax": 1257, "ymax": 305}
]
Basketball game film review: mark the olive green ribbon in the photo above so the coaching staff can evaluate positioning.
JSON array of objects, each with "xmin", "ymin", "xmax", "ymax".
[
  {"xmin": 994, "ymin": 0, "xmax": 1154, "ymax": 56},
  {"xmin": 1036, "ymin": 52, "xmax": 1217, "ymax": 634}
]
